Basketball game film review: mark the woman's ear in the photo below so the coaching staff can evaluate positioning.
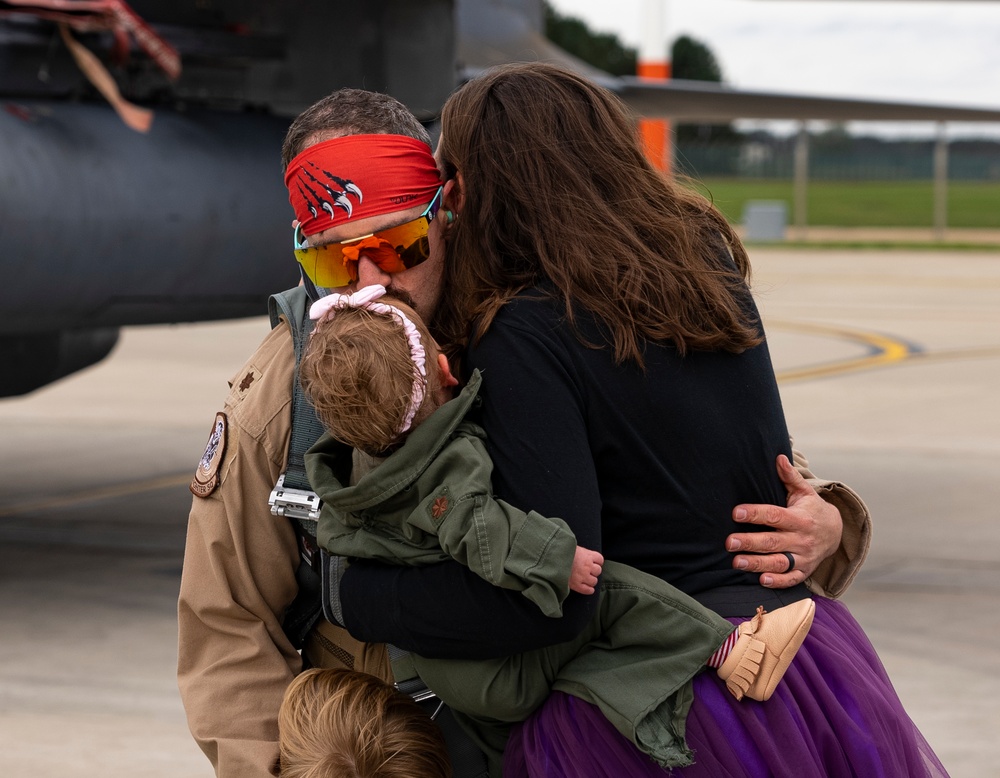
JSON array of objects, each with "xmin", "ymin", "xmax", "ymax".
[{"xmin": 443, "ymin": 174, "xmax": 464, "ymax": 215}]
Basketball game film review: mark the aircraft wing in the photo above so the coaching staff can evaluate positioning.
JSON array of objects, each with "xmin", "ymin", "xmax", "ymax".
[
  {"xmin": 455, "ymin": 2, "xmax": 1000, "ymax": 124},
  {"xmin": 613, "ymin": 77, "xmax": 1000, "ymax": 123}
]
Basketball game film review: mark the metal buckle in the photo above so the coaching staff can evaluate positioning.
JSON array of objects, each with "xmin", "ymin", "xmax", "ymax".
[
  {"xmin": 268, "ymin": 474, "xmax": 322, "ymax": 521},
  {"xmin": 409, "ymin": 687, "xmax": 440, "ymax": 704},
  {"xmin": 394, "ymin": 676, "xmax": 440, "ymax": 704}
]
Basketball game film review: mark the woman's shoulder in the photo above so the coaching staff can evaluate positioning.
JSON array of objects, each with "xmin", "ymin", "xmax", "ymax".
[
  {"xmin": 467, "ymin": 288, "xmax": 602, "ymax": 384},
  {"xmin": 494, "ymin": 287, "xmax": 587, "ymax": 331},
  {"xmin": 476, "ymin": 288, "xmax": 573, "ymax": 349}
]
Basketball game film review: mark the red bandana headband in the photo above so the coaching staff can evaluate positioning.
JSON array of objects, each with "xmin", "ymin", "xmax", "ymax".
[{"xmin": 285, "ymin": 134, "xmax": 441, "ymax": 238}]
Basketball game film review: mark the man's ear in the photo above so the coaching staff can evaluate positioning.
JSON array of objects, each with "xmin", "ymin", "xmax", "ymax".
[
  {"xmin": 443, "ymin": 175, "xmax": 464, "ymax": 215},
  {"xmin": 437, "ymin": 353, "xmax": 459, "ymax": 387}
]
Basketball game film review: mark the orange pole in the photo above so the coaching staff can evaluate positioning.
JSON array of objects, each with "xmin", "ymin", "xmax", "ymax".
[{"xmin": 637, "ymin": 1, "xmax": 671, "ymax": 174}]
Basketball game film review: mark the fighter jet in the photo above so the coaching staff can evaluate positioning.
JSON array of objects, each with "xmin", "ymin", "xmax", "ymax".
[{"xmin": 3, "ymin": 0, "xmax": 1000, "ymax": 396}]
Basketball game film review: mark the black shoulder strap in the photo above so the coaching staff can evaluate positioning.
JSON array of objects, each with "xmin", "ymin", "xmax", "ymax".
[
  {"xmin": 268, "ymin": 286, "xmax": 325, "ymax": 646},
  {"xmin": 268, "ymin": 286, "xmax": 327, "ymax": 538}
]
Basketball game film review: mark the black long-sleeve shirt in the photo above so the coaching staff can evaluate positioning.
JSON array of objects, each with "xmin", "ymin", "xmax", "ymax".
[{"xmin": 341, "ymin": 290, "xmax": 792, "ymax": 659}]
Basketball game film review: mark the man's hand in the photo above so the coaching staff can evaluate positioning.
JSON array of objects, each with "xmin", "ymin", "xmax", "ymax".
[
  {"xmin": 570, "ymin": 546, "xmax": 605, "ymax": 595},
  {"xmin": 726, "ymin": 454, "xmax": 843, "ymax": 588}
]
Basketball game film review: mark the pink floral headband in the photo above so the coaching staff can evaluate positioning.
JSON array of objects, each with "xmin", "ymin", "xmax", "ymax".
[{"xmin": 309, "ymin": 285, "xmax": 427, "ymax": 435}]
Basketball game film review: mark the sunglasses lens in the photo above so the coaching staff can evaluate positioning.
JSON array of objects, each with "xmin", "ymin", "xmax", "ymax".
[
  {"xmin": 294, "ymin": 247, "xmax": 355, "ymax": 287},
  {"xmin": 396, "ymin": 234, "xmax": 431, "ymax": 268},
  {"xmin": 377, "ymin": 222, "xmax": 432, "ymax": 270}
]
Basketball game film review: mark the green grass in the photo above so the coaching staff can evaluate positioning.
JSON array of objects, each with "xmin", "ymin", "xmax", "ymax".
[
  {"xmin": 745, "ymin": 240, "xmax": 1000, "ymax": 251},
  {"xmin": 681, "ymin": 178, "xmax": 1000, "ymax": 229}
]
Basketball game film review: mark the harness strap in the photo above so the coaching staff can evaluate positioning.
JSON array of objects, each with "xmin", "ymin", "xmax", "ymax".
[
  {"xmin": 268, "ymin": 286, "xmax": 324, "ymax": 646},
  {"xmin": 268, "ymin": 287, "xmax": 326, "ymax": 529}
]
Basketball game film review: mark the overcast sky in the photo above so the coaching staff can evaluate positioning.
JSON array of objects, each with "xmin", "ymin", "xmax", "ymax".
[{"xmin": 546, "ymin": 0, "xmax": 1000, "ymax": 138}]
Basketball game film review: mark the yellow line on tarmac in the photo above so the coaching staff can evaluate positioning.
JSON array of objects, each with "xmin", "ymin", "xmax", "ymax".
[
  {"xmin": 912, "ymin": 345, "xmax": 1000, "ymax": 362},
  {"xmin": 768, "ymin": 320, "xmax": 917, "ymax": 384},
  {"xmin": 3, "ymin": 334, "xmax": 993, "ymax": 516},
  {"xmin": 0, "ymin": 473, "xmax": 191, "ymax": 518}
]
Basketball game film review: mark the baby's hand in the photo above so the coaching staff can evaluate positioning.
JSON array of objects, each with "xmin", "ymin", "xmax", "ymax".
[{"xmin": 569, "ymin": 546, "xmax": 605, "ymax": 595}]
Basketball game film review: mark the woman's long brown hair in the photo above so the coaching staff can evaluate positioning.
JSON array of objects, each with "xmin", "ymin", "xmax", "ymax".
[{"xmin": 435, "ymin": 63, "xmax": 762, "ymax": 366}]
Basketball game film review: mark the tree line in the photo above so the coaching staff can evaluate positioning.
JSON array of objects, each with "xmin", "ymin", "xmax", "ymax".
[{"xmin": 544, "ymin": 2, "xmax": 736, "ymax": 142}]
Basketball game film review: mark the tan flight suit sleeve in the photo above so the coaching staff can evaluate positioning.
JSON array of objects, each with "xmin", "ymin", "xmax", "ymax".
[
  {"xmin": 177, "ymin": 322, "xmax": 301, "ymax": 778},
  {"xmin": 791, "ymin": 446, "xmax": 872, "ymax": 599}
]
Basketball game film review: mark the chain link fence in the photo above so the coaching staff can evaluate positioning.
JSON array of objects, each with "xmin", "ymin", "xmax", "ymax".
[{"xmin": 675, "ymin": 139, "xmax": 1000, "ymax": 181}]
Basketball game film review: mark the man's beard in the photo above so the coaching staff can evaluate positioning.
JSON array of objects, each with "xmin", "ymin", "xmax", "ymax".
[{"xmin": 384, "ymin": 284, "xmax": 417, "ymax": 310}]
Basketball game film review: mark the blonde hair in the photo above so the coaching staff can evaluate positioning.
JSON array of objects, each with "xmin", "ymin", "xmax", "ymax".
[
  {"xmin": 279, "ymin": 668, "xmax": 452, "ymax": 778},
  {"xmin": 300, "ymin": 299, "xmax": 441, "ymax": 455}
]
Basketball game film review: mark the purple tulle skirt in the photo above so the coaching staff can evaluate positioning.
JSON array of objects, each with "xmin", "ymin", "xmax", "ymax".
[{"xmin": 504, "ymin": 597, "xmax": 949, "ymax": 777}]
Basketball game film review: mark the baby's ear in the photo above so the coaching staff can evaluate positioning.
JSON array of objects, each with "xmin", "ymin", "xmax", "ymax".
[{"xmin": 437, "ymin": 353, "xmax": 459, "ymax": 387}]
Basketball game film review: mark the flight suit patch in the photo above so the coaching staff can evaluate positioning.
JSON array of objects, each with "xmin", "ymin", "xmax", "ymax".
[
  {"xmin": 190, "ymin": 412, "xmax": 228, "ymax": 497},
  {"xmin": 236, "ymin": 367, "xmax": 262, "ymax": 399}
]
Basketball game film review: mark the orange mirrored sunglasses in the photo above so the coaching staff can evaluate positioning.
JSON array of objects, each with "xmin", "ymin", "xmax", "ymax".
[{"xmin": 293, "ymin": 187, "xmax": 442, "ymax": 288}]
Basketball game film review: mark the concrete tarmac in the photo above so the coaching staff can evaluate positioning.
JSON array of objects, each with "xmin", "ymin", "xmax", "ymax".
[{"xmin": 1, "ymin": 248, "xmax": 998, "ymax": 777}]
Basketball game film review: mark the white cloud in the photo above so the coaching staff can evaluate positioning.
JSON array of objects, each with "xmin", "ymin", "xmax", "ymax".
[{"xmin": 547, "ymin": 0, "xmax": 1000, "ymax": 137}]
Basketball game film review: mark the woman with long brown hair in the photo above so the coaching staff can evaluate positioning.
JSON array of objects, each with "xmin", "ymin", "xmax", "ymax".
[{"xmin": 422, "ymin": 63, "xmax": 947, "ymax": 776}]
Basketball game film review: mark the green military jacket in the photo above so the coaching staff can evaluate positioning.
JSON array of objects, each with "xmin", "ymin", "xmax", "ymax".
[{"xmin": 305, "ymin": 370, "xmax": 579, "ymax": 618}]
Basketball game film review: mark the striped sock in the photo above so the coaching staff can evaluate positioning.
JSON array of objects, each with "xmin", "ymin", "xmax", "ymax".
[{"xmin": 706, "ymin": 629, "xmax": 740, "ymax": 668}]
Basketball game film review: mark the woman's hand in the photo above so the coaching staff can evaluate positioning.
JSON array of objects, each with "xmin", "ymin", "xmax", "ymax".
[{"xmin": 726, "ymin": 454, "xmax": 843, "ymax": 588}]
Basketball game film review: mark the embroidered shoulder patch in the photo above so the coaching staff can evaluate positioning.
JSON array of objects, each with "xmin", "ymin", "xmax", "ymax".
[
  {"xmin": 190, "ymin": 412, "xmax": 228, "ymax": 498},
  {"xmin": 428, "ymin": 487, "xmax": 453, "ymax": 523}
]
